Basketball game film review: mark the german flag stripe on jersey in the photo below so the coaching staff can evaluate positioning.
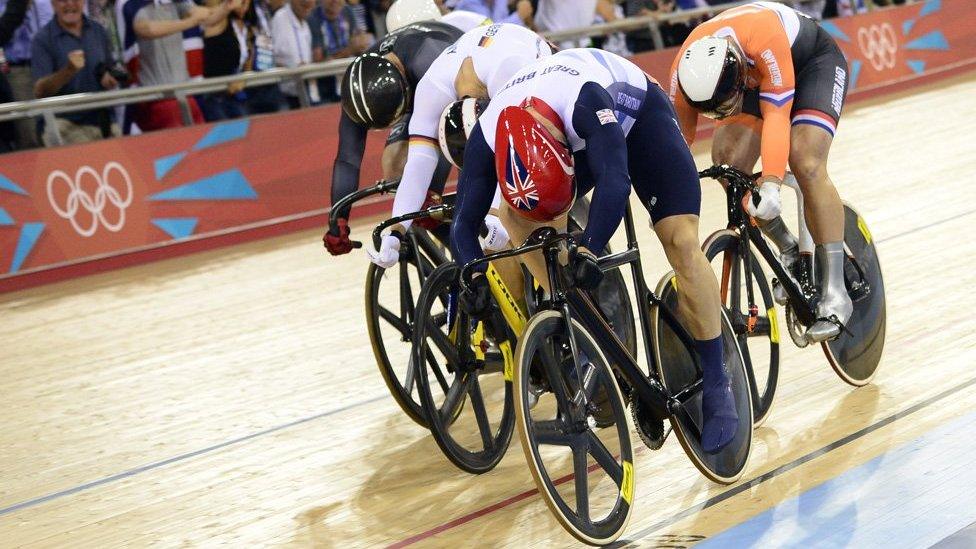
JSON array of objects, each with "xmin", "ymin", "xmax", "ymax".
[
  {"xmin": 478, "ymin": 36, "xmax": 494, "ymax": 47},
  {"xmin": 409, "ymin": 135, "xmax": 439, "ymax": 148}
]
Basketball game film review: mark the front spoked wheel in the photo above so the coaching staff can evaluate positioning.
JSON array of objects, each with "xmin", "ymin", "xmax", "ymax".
[
  {"xmin": 701, "ymin": 230, "xmax": 779, "ymax": 426},
  {"xmin": 653, "ymin": 272, "xmax": 753, "ymax": 484},
  {"xmin": 514, "ymin": 310, "xmax": 634, "ymax": 545},
  {"xmin": 821, "ymin": 204, "xmax": 886, "ymax": 385},
  {"xmin": 365, "ymin": 236, "xmax": 439, "ymax": 427},
  {"xmin": 413, "ymin": 262, "xmax": 515, "ymax": 474}
]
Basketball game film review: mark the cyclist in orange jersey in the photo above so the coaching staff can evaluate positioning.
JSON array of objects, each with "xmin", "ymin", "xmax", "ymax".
[{"xmin": 669, "ymin": 1, "xmax": 851, "ymax": 342}]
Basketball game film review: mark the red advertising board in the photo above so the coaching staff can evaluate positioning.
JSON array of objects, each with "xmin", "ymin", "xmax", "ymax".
[{"xmin": 1, "ymin": 0, "xmax": 973, "ymax": 291}]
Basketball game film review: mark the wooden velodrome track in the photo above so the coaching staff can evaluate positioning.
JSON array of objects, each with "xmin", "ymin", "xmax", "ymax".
[{"xmin": 3, "ymin": 73, "xmax": 976, "ymax": 547}]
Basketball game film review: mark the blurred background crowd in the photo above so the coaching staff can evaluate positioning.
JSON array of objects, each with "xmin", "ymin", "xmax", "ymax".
[{"xmin": 0, "ymin": 0, "xmax": 908, "ymax": 152}]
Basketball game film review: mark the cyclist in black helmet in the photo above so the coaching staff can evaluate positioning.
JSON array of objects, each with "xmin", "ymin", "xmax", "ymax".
[{"xmin": 324, "ymin": 19, "xmax": 469, "ymax": 255}]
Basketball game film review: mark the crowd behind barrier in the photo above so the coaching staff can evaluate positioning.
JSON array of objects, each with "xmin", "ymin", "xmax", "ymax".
[
  {"xmin": 1, "ymin": 0, "xmax": 963, "ymax": 291},
  {"xmin": 0, "ymin": 0, "xmax": 911, "ymax": 149}
]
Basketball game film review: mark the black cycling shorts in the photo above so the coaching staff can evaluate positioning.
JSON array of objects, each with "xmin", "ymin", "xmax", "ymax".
[
  {"xmin": 575, "ymin": 84, "xmax": 701, "ymax": 224},
  {"xmin": 739, "ymin": 24, "xmax": 849, "ymax": 136}
]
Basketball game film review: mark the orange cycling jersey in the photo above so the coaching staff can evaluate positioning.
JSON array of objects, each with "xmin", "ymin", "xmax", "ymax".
[{"xmin": 669, "ymin": 1, "xmax": 810, "ymax": 179}]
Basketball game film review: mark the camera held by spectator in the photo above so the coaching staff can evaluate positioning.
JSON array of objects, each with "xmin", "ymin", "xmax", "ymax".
[{"xmin": 95, "ymin": 61, "xmax": 131, "ymax": 88}]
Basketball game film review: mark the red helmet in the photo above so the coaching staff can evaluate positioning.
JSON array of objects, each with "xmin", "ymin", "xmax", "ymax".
[{"xmin": 494, "ymin": 104, "xmax": 575, "ymax": 222}]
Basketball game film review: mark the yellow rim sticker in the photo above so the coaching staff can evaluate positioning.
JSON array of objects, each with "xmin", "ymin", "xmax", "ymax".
[
  {"xmin": 500, "ymin": 341, "xmax": 514, "ymax": 382},
  {"xmin": 621, "ymin": 460, "xmax": 634, "ymax": 505},
  {"xmin": 671, "ymin": 276, "xmax": 678, "ymax": 292},
  {"xmin": 767, "ymin": 307, "xmax": 779, "ymax": 344},
  {"xmin": 857, "ymin": 216, "xmax": 873, "ymax": 244}
]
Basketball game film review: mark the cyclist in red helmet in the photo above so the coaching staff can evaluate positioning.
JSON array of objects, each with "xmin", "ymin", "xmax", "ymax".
[{"xmin": 452, "ymin": 48, "xmax": 739, "ymax": 454}]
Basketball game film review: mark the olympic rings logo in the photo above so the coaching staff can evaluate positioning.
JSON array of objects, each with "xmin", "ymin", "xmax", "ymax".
[
  {"xmin": 46, "ymin": 162, "xmax": 134, "ymax": 237},
  {"xmin": 857, "ymin": 23, "xmax": 898, "ymax": 72}
]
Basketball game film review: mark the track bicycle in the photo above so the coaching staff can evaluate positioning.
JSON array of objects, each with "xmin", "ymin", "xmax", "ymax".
[
  {"xmin": 460, "ymin": 204, "xmax": 754, "ymax": 545},
  {"xmin": 377, "ymin": 205, "xmax": 638, "ymax": 474},
  {"xmin": 696, "ymin": 166, "xmax": 885, "ymax": 422},
  {"xmin": 328, "ymin": 180, "xmax": 451, "ymax": 427}
]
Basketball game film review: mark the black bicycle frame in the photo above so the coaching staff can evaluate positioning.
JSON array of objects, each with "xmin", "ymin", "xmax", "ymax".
[
  {"xmin": 700, "ymin": 165, "xmax": 819, "ymax": 327},
  {"xmin": 460, "ymin": 204, "xmax": 706, "ymax": 424}
]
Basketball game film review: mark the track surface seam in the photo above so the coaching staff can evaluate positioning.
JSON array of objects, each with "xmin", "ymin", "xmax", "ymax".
[{"xmin": 1, "ymin": 206, "xmax": 971, "ymax": 522}]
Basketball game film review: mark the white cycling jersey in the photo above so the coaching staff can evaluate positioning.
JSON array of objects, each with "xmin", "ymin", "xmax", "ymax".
[
  {"xmin": 391, "ymin": 23, "xmax": 552, "ymax": 226},
  {"xmin": 478, "ymin": 48, "xmax": 650, "ymax": 153}
]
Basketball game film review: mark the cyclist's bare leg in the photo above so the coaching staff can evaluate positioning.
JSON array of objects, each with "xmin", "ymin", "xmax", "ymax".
[
  {"xmin": 789, "ymin": 124, "xmax": 844, "ymax": 243},
  {"xmin": 498, "ymin": 202, "xmax": 568, "ymax": 294},
  {"xmin": 381, "ymin": 141, "xmax": 408, "ymax": 179},
  {"xmin": 712, "ymin": 120, "xmax": 760, "ymax": 172},
  {"xmin": 654, "ymin": 213, "xmax": 736, "ymax": 453},
  {"xmin": 789, "ymin": 123, "xmax": 851, "ymax": 341},
  {"xmin": 653, "ymin": 214, "xmax": 721, "ymax": 339}
]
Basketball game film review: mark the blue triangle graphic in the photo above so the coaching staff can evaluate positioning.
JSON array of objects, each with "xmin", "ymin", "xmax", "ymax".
[
  {"xmin": 10, "ymin": 222, "xmax": 44, "ymax": 273},
  {"xmin": 0, "ymin": 207, "xmax": 13, "ymax": 225},
  {"xmin": 152, "ymin": 218, "xmax": 199, "ymax": 239},
  {"xmin": 849, "ymin": 60, "xmax": 863, "ymax": 91},
  {"xmin": 148, "ymin": 169, "xmax": 257, "ymax": 201},
  {"xmin": 0, "ymin": 174, "xmax": 27, "ymax": 195},
  {"xmin": 192, "ymin": 119, "xmax": 251, "ymax": 151},
  {"xmin": 920, "ymin": 0, "xmax": 941, "ymax": 17},
  {"xmin": 154, "ymin": 152, "xmax": 187, "ymax": 180},
  {"xmin": 902, "ymin": 19, "xmax": 915, "ymax": 36},
  {"xmin": 819, "ymin": 21, "xmax": 850, "ymax": 43},
  {"xmin": 905, "ymin": 31, "xmax": 949, "ymax": 51},
  {"xmin": 907, "ymin": 60, "xmax": 926, "ymax": 74}
]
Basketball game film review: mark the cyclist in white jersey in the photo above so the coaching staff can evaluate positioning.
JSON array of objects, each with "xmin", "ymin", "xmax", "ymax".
[{"xmin": 367, "ymin": 22, "xmax": 552, "ymax": 268}]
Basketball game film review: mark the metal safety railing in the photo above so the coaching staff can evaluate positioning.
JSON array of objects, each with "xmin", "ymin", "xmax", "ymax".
[{"xmin": 0, "ymin": 0, "xmax": 913, "ymax": 146}]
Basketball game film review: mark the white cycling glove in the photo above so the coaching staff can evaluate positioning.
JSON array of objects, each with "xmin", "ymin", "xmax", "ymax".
[
  {"xmin": 366, "ymin": 234, "xmax": 401, "ymax": 269},
  {"xmin": 480, "ymin": 214, "xmax": 510, "ymax": 251},
  {"xmin": 746, "ymin": 181, "xmax": 783, "ymax": 220}
]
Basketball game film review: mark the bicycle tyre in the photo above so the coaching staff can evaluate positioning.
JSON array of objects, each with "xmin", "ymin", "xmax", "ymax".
[
  {"xmin": 821, "ymin": 204, "xmax": 886, "ymax": 386},
  {"xmin": 413, "ymin": 262, "xmax": 515, "ymax": 474},
  {"xmin": 701, "ymin": 229, "xmax": 779, "ymax": 426},
  {"xmin": 365, "ymin": 231, "xmax": 440, "ymax": 427},
  {"xmin": 514, "ymin": 310, "xmax": 634, "ymax": 545},
  {"xmin": 652, "ymin": 272, "xmax": 753, "ymax": 484}
]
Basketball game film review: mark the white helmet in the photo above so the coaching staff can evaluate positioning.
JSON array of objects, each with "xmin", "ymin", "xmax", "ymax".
[
  {"xmin": 438, "ymin": 97, "xmax": 488, "ymax": 169},
  {"xmin": 386, "ymin": 0, "xmax": 441, "ymax": 33},
  {"xmin": 676, "ymin": 36, "xmax": 747, "ymax": 120}
]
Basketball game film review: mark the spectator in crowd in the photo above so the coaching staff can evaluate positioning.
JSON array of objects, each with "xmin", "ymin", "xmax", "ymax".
[
  {"xmin": 308, "ymin": 0, "xmax": 371, "ymax": 102},
  {"xmin": 533, "ymin": 0, "xmax": 615, "ymax": 49},
  {"xmin": 345, "ymin": 0, "xmax": 370, "ymax": 31},
  {"xmin": 0, "ymin": 0, "xmax": 52, "ymax": 148},
  {"xmin": 271, "ymin": 0, "xmax": 316, "ymax": 108},
  {"xmin": 247, "ymin": 0, "xmax": 286, "ymax": 113},
  {"xmin": 86, "ymin": 0, "xmax": 123, "ymax": 61},
  {"xmin": 823, "ymin": 0, "xmax": 866, "ymax": 18},
  {"xmin": 127, "ymin": 0, "xmax": 236, "ymax": 131},
  {"xmin": 31, "ymin": 0, "xmax": 121, "ymax": 144},
  {"xmin": 368, "ymin": 0, "xmax": 390, "ymax": 36},
  {"xmin": 0, "ymin": 0, "xmax": 28, "ymax": 152},
  {"xmin": 200, "ymin": 0, "xmax": 251, "ymax": 120},
  {"xmin": 623, "ymin": 0, "xmax": 695, "ymax": 52},
  {"xmin": 443, "ymin": 0, "xmax": 532, "ymax": 27}
]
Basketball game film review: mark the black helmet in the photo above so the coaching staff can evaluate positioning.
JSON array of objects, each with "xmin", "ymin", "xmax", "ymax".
[
  {"xmin": 437, "ymin": 97, "xmax": 489, "ymax": 169},
  {"xmin": 341, "ymin": 53, "xmax": 409, "ymax": 128}
]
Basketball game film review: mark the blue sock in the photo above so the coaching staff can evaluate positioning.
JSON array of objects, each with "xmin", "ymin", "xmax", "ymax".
[{"xmin": 695, "ymin": 336, "xmax": 738, "ymax": 454}]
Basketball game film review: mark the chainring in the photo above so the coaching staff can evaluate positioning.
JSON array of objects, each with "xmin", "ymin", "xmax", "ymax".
[{"xmin": 630, "ymin": 397, "xmax": 667, "ymax": 450}]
